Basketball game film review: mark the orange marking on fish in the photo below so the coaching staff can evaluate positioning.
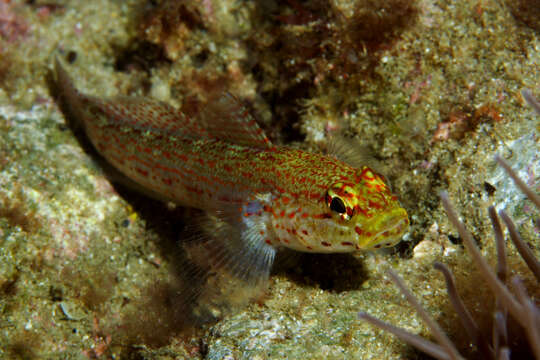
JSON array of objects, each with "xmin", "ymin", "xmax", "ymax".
[{"xmin": 313, "ymin": 213, "xmax": 332, "ymax": 219}]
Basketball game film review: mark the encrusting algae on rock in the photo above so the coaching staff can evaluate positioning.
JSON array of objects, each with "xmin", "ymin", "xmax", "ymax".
[{"xmin": 51, "ymin": 57, "xmax": 408, "ymax": 320}]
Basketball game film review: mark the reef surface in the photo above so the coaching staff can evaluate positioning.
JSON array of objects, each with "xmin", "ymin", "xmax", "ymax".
[{"xmin": 0, "ymin": 0, "xmax": 538, "ymax": 359}]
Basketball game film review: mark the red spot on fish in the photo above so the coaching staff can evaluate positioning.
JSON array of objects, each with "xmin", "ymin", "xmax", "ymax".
[
  {"xmin": 136, "ymin": 168, "xmax": 148, "ymax": 177},
  {"xmin": 162, "ymin": 178, "xmax": 172, "ymax": 186},
  {"xmin": 321, "ymin": 241, "xmax": 331, "ymax": 247},
  {"xmin": 176, "ymin": 154, "xmax": 188, "ymax": 162},
  {"xmin": 341, "ymin": 241, "xmax": 353, "ymax": 246},
  {"xmin": 355, "ymin": 226, "xmax": 363, "ymax": 235},
  {"xmin": 356, "ymin": 207, "xmax": 368, "ymax": 216},
  {"xmin": 368, "ymin": 200, "xmax": 383, "ymax": 209}
]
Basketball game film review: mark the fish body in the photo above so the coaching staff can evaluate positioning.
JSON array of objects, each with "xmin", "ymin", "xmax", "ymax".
[{"xmin": 54, "ymin": 59, "xmax": 408, "ymax": 285}]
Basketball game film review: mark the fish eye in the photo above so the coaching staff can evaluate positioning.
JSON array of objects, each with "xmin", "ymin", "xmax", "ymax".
[{"xmin": 329, "ymin": 196, "xmax": 346, "ymax": 214}]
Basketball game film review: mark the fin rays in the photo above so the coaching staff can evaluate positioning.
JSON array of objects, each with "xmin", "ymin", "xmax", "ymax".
[
  {"xmin": 194, "ymin": 92, "xmax": 274, "ymax": 149},
  {"xmin": 175, "ymin": 209, "xmax": 275, "ymax": 323}
]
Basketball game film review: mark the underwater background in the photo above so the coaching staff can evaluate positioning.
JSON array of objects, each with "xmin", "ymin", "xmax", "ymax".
[{"xmin": 0, "ymin": 0, "xmax": 538, "ymax": 358}]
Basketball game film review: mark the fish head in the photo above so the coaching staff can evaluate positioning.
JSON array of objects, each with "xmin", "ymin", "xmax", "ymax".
[
  {"xmin": 272, "ymin": 166, "xmax": 409, "ymax": 253},
  {"xmin": 324, "ymin": 166, "xmax": 409, "ymax": 250}
]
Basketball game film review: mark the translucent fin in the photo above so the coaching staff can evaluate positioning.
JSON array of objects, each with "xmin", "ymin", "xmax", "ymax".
[
  {"xmin": 326, "ymin": 135, "xmax": 394, "ymax": 189},
  {"xmin": 111, "ymin": 205, "xmax": 277, "ymax": 341},
  {"xmin": 194, "ymin": 92, "xmax": 274, "ymax": 149},
  {"xmin": 93, "ymin": 95, "xmax": 210, "ymax": 139},
  {"xmin": 54, "ymin": 58, "xmax": 209, "ymax": 140},
  {"xmin": 326, "ymin": 135, "xmax": 381, "ymax": 170},
  {"xmin": 178, "ymin": 205, "xmax": 276, "ymax": 323},
  {"xmin": 55, "ymin": 59, "xmax": 272, "ymax": 148}
]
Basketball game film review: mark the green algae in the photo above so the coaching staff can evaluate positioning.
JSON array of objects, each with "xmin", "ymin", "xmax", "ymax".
[{"xmin": 0, "ymin": 0, "xmax": 538, "ymax": 359}]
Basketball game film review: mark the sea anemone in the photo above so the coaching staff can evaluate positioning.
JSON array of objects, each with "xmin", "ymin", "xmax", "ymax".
[{"xmin": 358, "ymin": 154, "xmax": 539, "ymax": 360}]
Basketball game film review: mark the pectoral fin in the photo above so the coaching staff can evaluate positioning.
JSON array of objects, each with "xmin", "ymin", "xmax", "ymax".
[{"xmin": 177, "ymin": 204, "xmax": 276, "ymax": 323}]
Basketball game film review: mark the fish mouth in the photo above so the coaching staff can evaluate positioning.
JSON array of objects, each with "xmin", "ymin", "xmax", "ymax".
[{"xmin": 358, "ymin": 208, "xmax": 409, "ymax": 249}]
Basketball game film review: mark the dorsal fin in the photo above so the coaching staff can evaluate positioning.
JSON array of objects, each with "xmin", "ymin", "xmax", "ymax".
[
  {"xmin": 55, "ymin": 58, "xmax": 273, "ymax": 148},
  {"xmin": 327, "ymin": 135, "xmax": 373, "ymax": 169},
  {"xmin": 94, "ymin": 96, "xmax": 211, "ymax": 139},
  {"xmin": 101, "ymin": 93, "xmax": 274, "ymax": 149},
  {"xmin": 54, "ymin": 58, "xmax": 210, "ymax": 140},
  {"xmin": 326, "ymin": 135, "xmax": 393, "ymax": 188},
  {"xmin": 194, "ymin": 93, "xmax": 274, "ymax": 149}
]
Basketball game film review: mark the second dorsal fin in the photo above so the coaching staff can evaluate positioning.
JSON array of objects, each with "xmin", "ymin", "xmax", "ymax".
[{"xmin": 194, "ymin": 93, "xmax": 274, "ymax": 149}]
